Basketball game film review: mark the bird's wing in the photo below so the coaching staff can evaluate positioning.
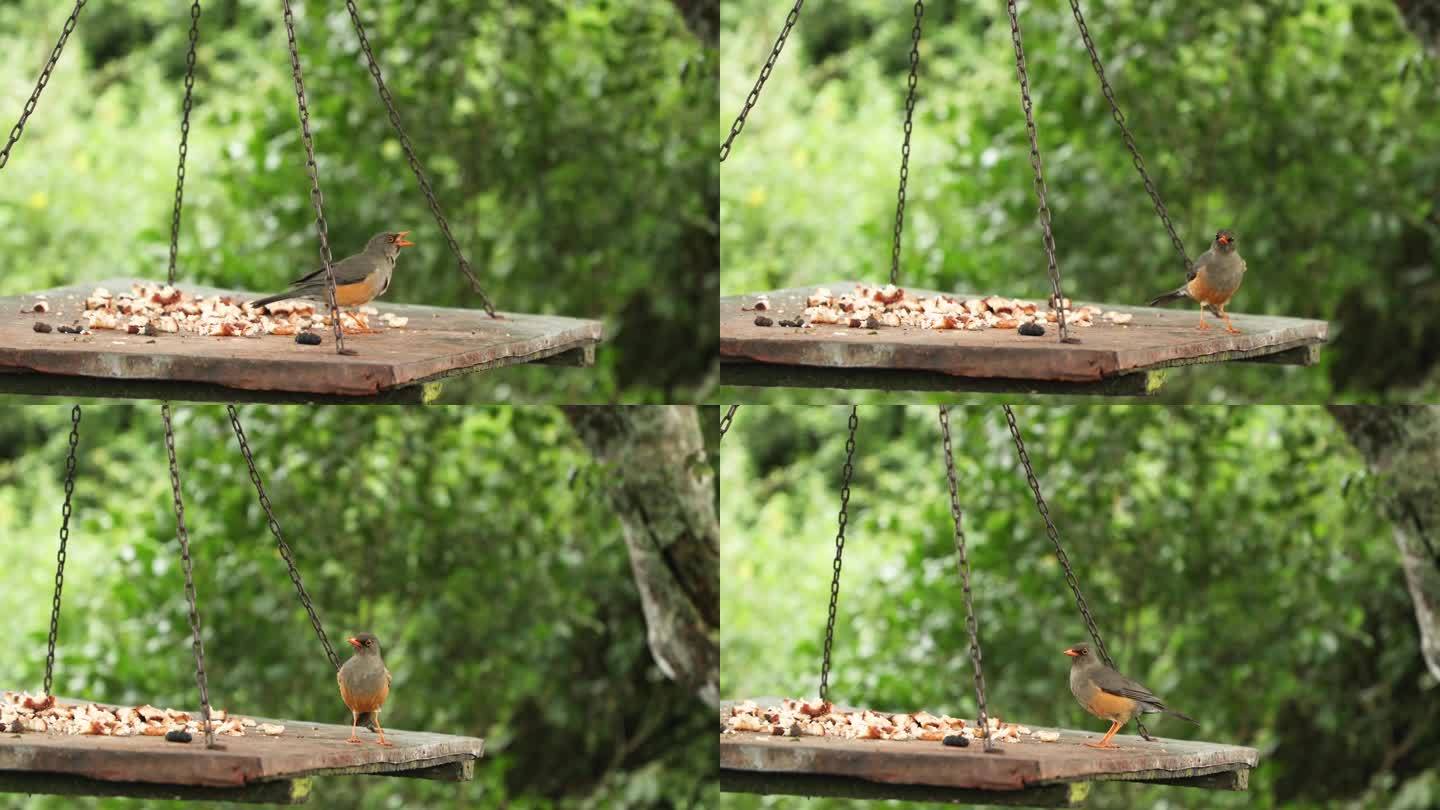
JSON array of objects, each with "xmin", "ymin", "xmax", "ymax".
[
  {"xmin": 1186, "ymin": 250, "xmax": 1212, "ymax": 282},
  {"xmin": 385, "ymin": 667, "xmax": 392, "ymax": 689},
  {"xmin": 1092, "ymin": 666, "xmax": 1165, "ymax": 707},
  {"xmin": 292, "ymin": 254, "xmax": 372, "ymax": 287}
]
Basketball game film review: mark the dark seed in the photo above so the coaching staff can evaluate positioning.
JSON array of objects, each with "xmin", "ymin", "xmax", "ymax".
[
  {"xmin": 942, "ymin": 734, "xmax": 970, "ymax": 747},
  {"xmin": 296, "ymin": 331, "xmax": 323, "ymax": 345},
  {"xmin": 142, "ymin": 323, "xmax": 159, "ymax": 337},
  {"xmin": 165, "ymin": 730, "xmax": 193, "ymax": 743},
  {"xmin": 788, "ymin": 722, "xmax": 802, "ymax": 737},
  {"xmin": 32, "ymin": 322, "xmax": 52, "ymax": 333},
  {"xmin": 754, "ymin": 316, "xmax": 774, "ymax": 327},
  {"xmin": 864, "ymin": 316, "xmax": 880, "ymax": 329},
  {"xmin": 58, "ymin": 325, "xmax": 81, "ymax": 334},
  {"xmin": 1018, "ymin": 322, "xmax": 1046, "ymax": 337},
  {"xmin": 7, "ymin": 720, "xmax": 22, "ymax": 733}
]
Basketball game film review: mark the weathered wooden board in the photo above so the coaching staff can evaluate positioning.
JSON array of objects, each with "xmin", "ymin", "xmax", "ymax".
[
  {"xmin": 720, "ymin": 699, "xmax": 1257, "ymax": 793},
  {"xmin": 721, "ymin": 282, "xmax": 1327, "ymax": 385},
  {"xmin": 0, "ymin": 701, "xmax": 484, "ymax": 790},
  {"xmin": 0, "ymin": 279, "xmax": 603, "ymax": 397}
]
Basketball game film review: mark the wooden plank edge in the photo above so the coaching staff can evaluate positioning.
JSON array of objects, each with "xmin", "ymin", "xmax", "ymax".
[
  {"xmin": 1123, "ymin": 336, "xmax": 1326, "ymax": 373},
  {"xmin": 720, "ymin": 361, "xmax": 1160, "ymax": 397},
  {"xmin": 0, "ymin": 368, "xmax": 439, "ymax": 405},
  {"xmin": 280, "ymin": 749, "xmax": 484, "ymax": 782},
  {"xmin": 0, "ymin": 771, "xmax": 311, "ymax": 804},
  {"xmin": 721, "ymin": 769, "xmax": 1088, "ymax": 807},
  {"xmin": 1063, "ymin": 763, "xmax": 1252, "ymax": 791}
]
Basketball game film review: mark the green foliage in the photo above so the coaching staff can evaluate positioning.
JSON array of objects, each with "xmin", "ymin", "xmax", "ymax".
[
  {"xmin": 720, "ymin": 0, "xmax": 1440, "ymax": 403},
  {"xmin": 0, "ymin": 404, "xmax": 714, "ymax": 809},
  {"xmin": 0, "ymin": 0, "xmax": 717, "ymax": 402},
  {"xmin": 720, "ymin": 405, "xmax": 1439, "ymax": 809}
]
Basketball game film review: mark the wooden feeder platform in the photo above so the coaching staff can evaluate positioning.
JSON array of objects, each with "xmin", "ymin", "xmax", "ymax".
[
  {"xmin": 721, "ymin": 282, "xmax": 1328, "ymax": 396},
  {"xmin": 721, "ymin": 700, "xmax": 1258, "ymax": 807},
  {"xmin": 0, "ymin": 700, "xmax": 484, "ymax": 804},
  {"xmin": 0, "ymin": 279, "xmax": 604, "ymax": 404}
]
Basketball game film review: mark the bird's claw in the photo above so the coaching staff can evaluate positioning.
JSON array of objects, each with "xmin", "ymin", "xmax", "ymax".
[
  {"xmin": 1225, "ymin": 327, "xmax": 1242, "ymax": 335},
  {"xmin": 1083, "ymin": 741, "xmax": 1119, "ymax": 749},
  {"xmin": 345, "ymin": 736, "xmax": 364, "ymax": 745},
  {"xmin": 377, "ymin": 740, "xmax": 395, "ymax": 747}
]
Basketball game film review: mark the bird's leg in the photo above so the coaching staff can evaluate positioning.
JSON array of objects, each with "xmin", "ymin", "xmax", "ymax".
[
  {"xmin": 1196, "ymin": 306, "xmax": 1211, "ymax": 331},
  {"xmin": 346, "ymin": 711, "xmax": 363, "ymax": 744},
  {"xmin": 373, "ymin": 712, "xmax": 394, "ymax": 747},
  {"xmin": 1084, "ymin": 720, "xmax": 1122, "ymax": 749},
  {"xmin": 1220, "ymin": 306, "xmax": 1241, "ymax": 335}
]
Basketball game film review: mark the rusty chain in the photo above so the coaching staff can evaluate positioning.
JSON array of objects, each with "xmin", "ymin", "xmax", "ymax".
[
  {"xmin": 0, "ymin": 1, "xmax": 87, "ymax": 173},
  {"xmin": 818, "ymin": 406, "xmax": 858, "ymax": 703},
  {"xmin": 1005, "ymin": 0, "xmax": 1074, "ymax": 344},
  {"xmin": 280, "ymin": 0, "xmax": 351, "ymax": 355},
  {"xmin": 161, "ymin": 404, "xmax": 217, "ymax": 748},
  {"xmin": 167, "ymin": 1, "xmax": 202, "ymax": 285},
  {"xmin": 719, "ymin": 405, "xmax": 739, "ymax": 441},
  {"xmin": 720, "ymin": 0, "xmax": 805, "ymax": 162},
  {"xmin": 1002, "ymin": 406, "xmax": 1151, "ymax": 740},
  {"xmin": 889, "ymin": 1, "xmax": 924, "ymax": 286},
  {"xmin": 227, "ymin": 406, "xmax": 341, "ymax": 671},
  {"xmin": 43, "ymin": 405, "xmax": 82, "ymax": 698},
  {"xmin": 1066, "ymin": 0, "xmax": 1191, "ymax": 272},
  {"xmin": 938, "ymin": 407, "xmax": 998, "ymax": 752},
  {"xmin": 342, "ymin": 1, "xmax": 497, "ymax": 317}
]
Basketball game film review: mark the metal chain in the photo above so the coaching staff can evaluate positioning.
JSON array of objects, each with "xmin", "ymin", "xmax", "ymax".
[
  {"xmin": 1005, "ymin": 0, "xmax": 1074, "ymax": 344},
  {"xmin": 938, "ymin": 407, "xmax": 997, "ymax": 752},
  {"xmin": 161, "ymin": 403, "xmax": 217, "ymax": 748},
  {"xmin": 227, "ymin": 406, "xmax": 341, "ymax": 671},
  {"xmin": 818, "ymin": 406, "xmax": 858, "ymax": 702},
  {"xmin": 43, "ymin": 405, "xmax": 82, "ymax": 698},
  {"xmin": 1001, "ymin": 405, "xmax": 1151, "ymax": 740},
  {"xmin": 342, "ymin": 1, "xmax": 497, "ymax": 317},
  {"xmin": 0, "ymin": 1, "xmax": 87, "ymax": 173},
  {"xmin": 1066, "ymin": 1, "xmax": 1190, "ymax": 271},
  {"xmin": 719, "ymin": 0, "xmax": 805, "ymax": 163},
  {"xmin": 280, "ymin": 0, "xmax": 351, "ymax": 355},
  {"xmin": 719, "ymin": 405, "xmax": 739, "ymax": 441},
  {"xmin": 889, "ymin": 1, "xmax": 924, "ymax": 286},
  {"xmin": 167, "ymin": 1, "xmax": 202, "ymax": 285}
]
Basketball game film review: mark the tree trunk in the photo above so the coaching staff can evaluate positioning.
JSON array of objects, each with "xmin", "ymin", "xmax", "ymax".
[
  {"xmin": 1330, "ymin": 405, "xmax": 1440, "ymax": 680},
  {"xmin": 668, "ymin": 0, "xmax": 719, "ymax": 47},
  {"xmin": 563, "ymin": 406, "xmax": 720, "ymax": 708}
]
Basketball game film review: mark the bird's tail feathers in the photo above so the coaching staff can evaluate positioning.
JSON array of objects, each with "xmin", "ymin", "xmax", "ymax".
[
  {"xmin": 1146, "ymin": 287, "xmax": 1189, "ymax": 307},
  {"xmin": 1163, "ymin": 707, "xmax": 1199, "ymax": 724},
  {"xmin": 247, "ymin": 292, "xmax": 292, "ymax": 310}
]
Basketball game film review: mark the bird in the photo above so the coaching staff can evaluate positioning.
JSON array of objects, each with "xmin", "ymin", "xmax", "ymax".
[
  {"xmin": 1146, "ymin": 229, "xmax": 1247, "ymax": 334},
  {"xmin": 249, "ymin": 231, "xmax": 415, "ymax": 319},
  {"xmin": 1064, "ymin": 643, "xmax": 1196, "ymax": 749},
  {"xmin": 338, "ymin": 632, "xmax": 393, "ymax": 746}
]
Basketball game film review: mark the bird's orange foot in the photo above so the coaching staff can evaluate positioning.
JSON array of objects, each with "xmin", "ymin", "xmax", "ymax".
[
  {"xmin": 1196, "ymin": 322, "xmax": 1211, "ymax": 331},
  {"xmin": 345, "ymin": 735, "xmax": 364, "ymax": 745},
  {"xmin": 377, "ymin": 739, "xmax": 395, "ymax": 747},
  {"xmin": 1225, "ymin": 326, "xmax": 1242, "ymax": 335},
  {"xmin": 1084, "ymin": 740, "xmax": 1120, "ymax": 749}
]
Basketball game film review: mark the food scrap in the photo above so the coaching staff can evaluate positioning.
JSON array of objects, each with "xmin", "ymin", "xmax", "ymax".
[
  {"xmin": 796, "ymin": 285, "xmax": 1109, "ymax": 332},
  {"xmin": 722, "ymin": 698, "xmax": 1059, "ymax": 744},
  {"xmin": 70, "ymin": 284, "xmax": 403, "ymax": 338},
  {"xmin": 1, "ymin": 691, "xmax": 279, "ymax": 738}
]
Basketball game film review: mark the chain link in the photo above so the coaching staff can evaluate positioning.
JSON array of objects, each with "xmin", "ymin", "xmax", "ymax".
[
  {"xmin": 719, "ymin": 405, "xmax": 739, "ymax": 441},
  {"xmin": 0, "ymin": 1, "xmax": 87, "ymax": 173},
  {"xmin": 720, "ymin": 0, "xmax": 805, "ymax": 163},
  {"xmin": 1005, "ymin": 1, "xmax": 1074, "ymax": 344},
  {"xmin": 227, "ymin": 406, "xmax": 341, "ymax": 671},
  {"xmin": 889, "ymin": 1, "xmax": 924, "ymax": 286},
  {"xmin": 342, "ymin": 1, "xmax": 497, "ymax": 317},
  {"xmin": 818, "ymin": 406, "xmax": 858, "ymax": 702},
  {"xmin": 43, "ymin": 405, "xmax": 82, "ymax": 698},
  {"xmin": 161, "ymin": 403, "xmax": 217, "ymax": 748},
  {"xmin": 1066, "ymin": 1, "xmax": 1191, "ymax": 272},
  {"xmin": 280, "ymin": 0, "xmax": 351, "ymax": 356},
  {"xmin": 938, "ymin": 407, "xmax": 997, "ymax": 752},
  {"xmin": 1002, "ymin": 406, "xmax": 1150, "ymax": 740},
  {"xmin": 167, "ymin": 1, "xmax": 202, "ymax": 285}
]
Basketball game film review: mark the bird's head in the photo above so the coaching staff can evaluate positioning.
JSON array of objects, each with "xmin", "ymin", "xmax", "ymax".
[
  {"xmin": 1213, "ymin": 229, "xmax": 1237, "ymax": 254},
  {"xmin": 1063, "ymin": 643, "xmax": 1095, "ymax": 665},
  {"xmin": 367, "ymin": 231, "xmax": 415, "ymax": 255},
  {"xmin": 347, "ymin": 632, "xmax": 383, "ymax": 657}
]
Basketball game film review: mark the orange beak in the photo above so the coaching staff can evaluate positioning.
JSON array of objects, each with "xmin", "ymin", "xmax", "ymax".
[
  {"xmin": 394, "ymin": 231, "xmax": 414, "ymax": 248},
  {"xmin": 1063, "ymin": 647, "xmax": 1080, "ymax": 657},
  {"xmin": 1217, "ymin": 234, "xmax": 1230, "ymax": 246},
  {"xmin": 347, "ymin": 637, "xmax": 361, "ymax": 649}
]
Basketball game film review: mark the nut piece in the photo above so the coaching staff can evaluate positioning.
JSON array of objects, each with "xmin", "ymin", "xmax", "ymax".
[{"xmin": 259, "ymin": 723, "xmax": 285, "ymax": 736}]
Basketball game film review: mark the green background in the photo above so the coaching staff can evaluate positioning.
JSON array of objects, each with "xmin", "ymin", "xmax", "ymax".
[
  {"xmin": 0, "ymin": 0, "xmax": 717, "ymax": 403},
  {"xmin": 720, "ymin": 405, "xmax": 1439, "ymax": 809},
  {"xmin": 719, "ymin": 0, "xmax": 1440, "ymax": 404},
  {"xmin": 0, "ymin": 403, "xmax": 716, "ymax": 808}
]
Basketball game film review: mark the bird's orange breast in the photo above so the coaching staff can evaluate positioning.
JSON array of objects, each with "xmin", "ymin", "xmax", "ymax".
[
  {"xmin": 1186, "ymin": 272, "xmax": 1233, "ymax": 306},
  {"xmin": 1085, "ymin": 690, "xmax": 1140, "ymax": 723},
  {"xmin": 334, "ymin": 280, "xmax": 378, "ymax": 307},
  {"xmin": 339, "ymin": 675, "xmax": 390, "ymax": 713}
]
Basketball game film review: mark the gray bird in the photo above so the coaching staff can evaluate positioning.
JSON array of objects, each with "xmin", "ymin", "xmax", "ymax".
[
  {"xmin": 250, "ymin": 231, "xmax": 414, "ymax": 312},
  {"xmin": 338, "ymin": 632, "xmax": 393, "ymax": 746},
  {"xmin": 1146, "ymin": 229, "xmax": 1247, "ymax": 334},
  {"xmin": 1064, "ymin": 643, "xmax": 1196, "ymax": 749}
]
